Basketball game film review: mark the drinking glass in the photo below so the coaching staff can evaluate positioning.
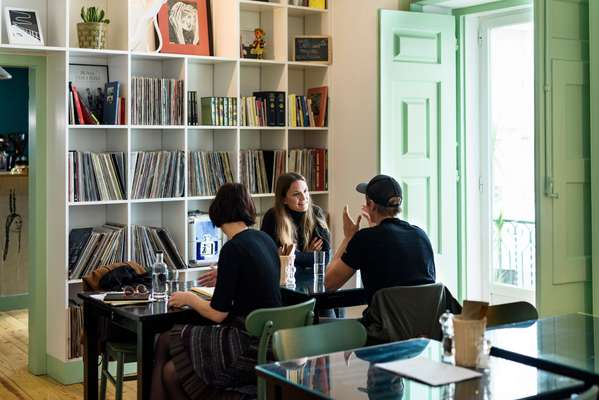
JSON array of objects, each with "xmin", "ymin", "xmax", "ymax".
[{"xmin": 313, "ymin": 251, "xmax": 326, "ymax": 278}]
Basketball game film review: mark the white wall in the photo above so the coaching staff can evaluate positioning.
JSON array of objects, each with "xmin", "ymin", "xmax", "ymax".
[{"xmin": 329, "ymin": 0, "xmax": 409, "ymax": 247}]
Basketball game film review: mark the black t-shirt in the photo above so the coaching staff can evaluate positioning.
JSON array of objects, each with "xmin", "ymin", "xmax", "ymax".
[
  {"xmin": 260, "ymin": 206, "xmax": 331, "ymax": 269},
  {"xmin": 341, "ymin": 218, "xmax": 436, "ymax": 303},
  {"xmin": 210, "ymin": 229, "xmax": 282, "ymax": 317}
]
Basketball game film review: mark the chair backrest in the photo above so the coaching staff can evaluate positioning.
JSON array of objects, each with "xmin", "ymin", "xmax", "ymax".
[
  {"xmin": 486, "ymin": 301, "xmax": 538, "ymax": 328},
  {"xmin": 572, "ymin": 385, "xmax": 599, "ymax": 400},
  {"xmin": 363, "ymin": 282, "xmax": 459, "ymax": 344},
  {"xmin": 245, "ymin": 298, "xmax": 315, "ymax": 364},
  {"xmin": 272, "ymin": 319, "xmax": 367, "ymax": 361}
]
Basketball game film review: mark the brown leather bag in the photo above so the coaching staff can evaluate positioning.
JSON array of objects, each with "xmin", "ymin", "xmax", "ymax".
[{"xmin": 82, "ymin": 261, "xmax": 147, "ymax": 291}]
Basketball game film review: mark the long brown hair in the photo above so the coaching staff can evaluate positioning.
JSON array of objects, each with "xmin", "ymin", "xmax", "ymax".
[{"xmin": 274, "ymin": 173, "xmax": 328, "ymax": 250}]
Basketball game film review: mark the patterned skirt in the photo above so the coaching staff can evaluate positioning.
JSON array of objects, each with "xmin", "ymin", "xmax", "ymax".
[{"xmin": 169, "ymin": 317, "xmax": 259, "ymax": 400}]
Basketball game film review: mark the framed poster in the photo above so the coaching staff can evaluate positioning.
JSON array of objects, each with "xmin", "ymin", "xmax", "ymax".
[
  {"xmin": 294, "ymin": 35, "xmax": 331, "ymax": 63},
  {"xmin": 158, "ymin": 0, "xmax": 213, "ymax": 56},
  {"xmin": 4, "ymin": 7, "xmax": 44, "ymax": 46},
  {"xmin": 307, "ymin": 86, "xmax": 328, "ymax": 127}
]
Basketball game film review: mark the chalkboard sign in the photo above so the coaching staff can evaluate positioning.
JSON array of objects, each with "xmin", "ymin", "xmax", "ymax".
[{"xmin": 294, "ymin": 36, "xmax": 331, "ymax": 63}]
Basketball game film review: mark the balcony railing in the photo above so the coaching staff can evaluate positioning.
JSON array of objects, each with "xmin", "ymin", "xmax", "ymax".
[{"xmin": 493, "ymin": 218, "xmax": 535, "ymax": 290}]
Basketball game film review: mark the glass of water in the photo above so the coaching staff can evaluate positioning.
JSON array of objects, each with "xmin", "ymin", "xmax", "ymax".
[{"xmin": 314, "ymin": 251, "xmax": 326, "ymax": 278}]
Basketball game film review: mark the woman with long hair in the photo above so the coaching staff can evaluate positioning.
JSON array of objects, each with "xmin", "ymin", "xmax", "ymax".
[
  {"xmin": 150, "ymin": 183, "xmax": 281, "ymax": 400},
  {"xmin": 261, "ymin": 172, "xmax": 330, "ymax": 269}
]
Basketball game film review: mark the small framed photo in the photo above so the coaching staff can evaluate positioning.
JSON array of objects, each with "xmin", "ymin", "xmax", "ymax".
[
  {"xmin": 307, "ymin": 86, "xmax": 328, "ymax": 127},
  {"xmin": 4, "ymin": 7, "xmax": 44, "ymax": 46},
  {"xmin": 293, "ymin": 35, "xmax": 331, "ymax": 64},
  {"xmin": 158, "ymin": 0, "xmax": 213, "ymax": 56}
]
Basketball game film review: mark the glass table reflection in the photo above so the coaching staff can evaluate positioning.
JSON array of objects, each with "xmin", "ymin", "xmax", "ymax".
[
  {"xmin": 256, "ymin": 339, "xmax": 584, "ymax": 399},
  {"xmin": 487, "ymin": 313, "xmax": 599, "ymax": 384}
]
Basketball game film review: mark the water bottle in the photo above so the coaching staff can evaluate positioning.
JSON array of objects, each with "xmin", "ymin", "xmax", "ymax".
[
  {"xmin": 152, "ymin": 251, "xmax": 167, "ymax": 300},
  {"xmin": 439, "ymin": 309, "xmax": 454, "ymax": 358}
]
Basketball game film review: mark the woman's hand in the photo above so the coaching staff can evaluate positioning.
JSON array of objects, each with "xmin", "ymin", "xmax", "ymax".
[
  {"xmin": 343, "ymin": 205, "xmax": 362, "ymax": 239},
  {"xmin": 197, "ymin": 266, "xmax": 217, "ymax": 287},
  {"xmin": 307, "ymin": 237, "xmax": 324, "ymax": 251},
  {"xmin": 168, "ymin": 291, "xmax": 197, "ymax": 308}
]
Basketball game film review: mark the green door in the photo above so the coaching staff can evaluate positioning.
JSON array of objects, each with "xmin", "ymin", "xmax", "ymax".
[
  {"xmin": 379, "ymin": 10, "xmax": 458, "ymax": 293},
  {"xmin": 536, "ymin": 0, "xmax": 592, "ymax": 316}
]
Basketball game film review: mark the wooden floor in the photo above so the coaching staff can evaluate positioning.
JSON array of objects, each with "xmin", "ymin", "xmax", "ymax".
[{"xmin": 0, "ymin": 309, "xmax": 136, "ymax": 400}]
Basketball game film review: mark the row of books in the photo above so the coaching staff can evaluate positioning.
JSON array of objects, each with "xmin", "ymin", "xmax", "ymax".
[
  {"xmin": 68, "ymin": 151, "xmax": 126, "ymax": 202},
  {"xmin": 194, "ymin": 96, "xmax": 238, "ymax": 126},
  {"xmin": 288, "ymin": 148, "xmax": 328, "ymax": 191},
  {"xmin": 132, "ymin": 225, "xmax": 186, "ymax": 270},
  {"xmin": 131, "ymin": 77, "xmax": 184, "ymax": 126},
  {"xmin": 68, "ymin": 303, "xmax": 83, "ymax": 359},
  {"xmin": 131, "ymin": 151, "xmax": 185, "ymax": 199},
  {"xmin": 240, "ymin": 149, "xmax": 286, "ymax": 194},
  {"xmin": 188, "ymin": 151, "xmax": 235, "ymax": 197},
  {"xmin": 289, "ymin": 0, "xmax": 326, "ymax": 8},
  {"xmin": 68, "ymin": 223, "xmax": 127, "ymax": 279},
  {"xmin": 289, "ymin": 94, "xmax": 322, "ymax": 128},
  {"xmin": 68, "ymin": 81, "xmax": 125, "ymax": 125},
  {"xmin": 241, "ymin": 92, "xmax": 286, "ymax": 127}
]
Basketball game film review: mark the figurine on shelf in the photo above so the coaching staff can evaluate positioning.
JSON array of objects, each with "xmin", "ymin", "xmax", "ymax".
[{"xmin": 242, "ymin": 28, "xmax": 266, "ymax": 59}]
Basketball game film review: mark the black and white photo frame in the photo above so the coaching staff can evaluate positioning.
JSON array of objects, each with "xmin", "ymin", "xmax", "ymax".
[{"xmin": 4, "ymin": 7, "xmax": 44, "ymax": 46}]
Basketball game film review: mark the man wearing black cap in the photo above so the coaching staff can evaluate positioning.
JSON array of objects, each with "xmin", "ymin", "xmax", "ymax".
[{"xmin": 325, "ymin": 174, "xmax": 436, "ymax": 304}]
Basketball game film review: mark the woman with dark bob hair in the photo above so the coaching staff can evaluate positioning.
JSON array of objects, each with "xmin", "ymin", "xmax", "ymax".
[{"xmin": 150, "ymin": 183, "xmax": 282, "ymax": 400}]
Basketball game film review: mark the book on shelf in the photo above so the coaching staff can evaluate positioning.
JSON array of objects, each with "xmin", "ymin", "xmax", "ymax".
[
  {"xmin": 132, "ymin": 225, "xmax": 186, "ymax": 270},
  {"xmin": 188, "ymin": 91, "xmax": 200, "ymax": 125},
  {"xmin": 188, "ymin": 211, "xmax": 223, "ymax": 265},
  {"xmin": 288, "ymin": 148, "xmax": 328, "ymax": 191},
  {"xmin": 68, "ymin": 223, "xmax": 127, "ymax": 280},
  {"xmin": 188, "ymin": 151, "xmax": 234, "ymax": 196},
  {"xmin": 131, "ymin": 76, "xmax": 184, "ymax": 126},
  {"xmin": 68, "ymin": 302, "xmax": 83, "ymax": 359},
  {"xmin": 102, "ymin": 81, "xmax": 120, "ymax": 125},
  {"xmin": 131, "ymin": 150, "xmax": 185, "ymax": 199},
  {"xmin": 241, "ymin": 91, "xmax": 285, "ymax": 127},
  {"xmin": 240, "ymin": 149, "xmax": 286, "ymax": 194},
  {"xmin": 289, "ymin": 86, "xmax": 328, "ymax": 128},
  {"xmin": 68, "ymin": 151, "xmax": 126, "ymax": 202},
  {"xmin": 309, "ymin": 0, "xmax": 326, "ymax": 9},
  {"xmin": 199, "ymin": 96, "xmax": 237, "ymax": 126},
  {"xmin": 68, "ymin": 81, "xmax": 126, "ymax": 126}
]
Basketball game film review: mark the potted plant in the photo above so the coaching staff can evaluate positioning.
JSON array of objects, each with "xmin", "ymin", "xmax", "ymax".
[{"xmin": 77, "ymin": 6, "xmax": 110, "ymax": 49}]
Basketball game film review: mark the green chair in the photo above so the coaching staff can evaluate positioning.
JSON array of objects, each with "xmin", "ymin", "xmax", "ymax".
[
  {"xmin": 272, "ymin": 319, "xmax": 367, "ymax": 360},
  {"xmin": 99, "ymin": 341, "xmax": 137, "ymax": 400},
  {"xmin": 571, "ymin": 386, "xmax": 599, "ymax": 399},
  {"xmin": 245, "ymin": 298, "xmax": 316, "ymax": 400},
  {"xmin": 486, "ymin": 301, "xmax": 538, "ymax": 328}
]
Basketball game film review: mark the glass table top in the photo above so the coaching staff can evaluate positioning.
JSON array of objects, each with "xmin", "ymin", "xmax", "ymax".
[
  {"xmin": 256, "ymin": 339, "xmax": 584, "ymax": 399},
  {"xmin": 284, "ymin": 269, "xmax": 364, "ymax": 296},
  {"xmin": 487, "ymin": 313, "xmax": 599, "ymax": 380}
]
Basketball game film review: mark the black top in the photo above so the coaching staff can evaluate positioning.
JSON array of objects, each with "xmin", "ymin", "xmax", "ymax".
[
  {"xmin": 210, "ymin": 229, "xmax": 282, "ymax": 317},
  {"xmin": 261, "ymin": 206, "xmax": 331, "ymax": 269},
  {"xmin": 341, "ymin": 218, "xmax": 436, "ymax": 303}
]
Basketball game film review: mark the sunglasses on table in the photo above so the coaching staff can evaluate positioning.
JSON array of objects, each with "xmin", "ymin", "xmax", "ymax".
[{"xmin": 122, "ymin": 284, "xmax": 149, "ymax": 296}]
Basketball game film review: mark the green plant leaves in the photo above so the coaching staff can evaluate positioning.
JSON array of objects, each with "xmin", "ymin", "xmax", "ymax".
[{"xmin": 80, "ymin": 6, "xmax": 110, "ymax": 24}]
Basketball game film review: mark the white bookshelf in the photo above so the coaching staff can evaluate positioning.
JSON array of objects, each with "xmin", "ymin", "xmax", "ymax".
[{"xmin": 3, "ymin": 0, "xmax": 332, "ymax": 379}]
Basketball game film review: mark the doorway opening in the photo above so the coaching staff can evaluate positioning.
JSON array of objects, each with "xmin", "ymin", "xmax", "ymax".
[{"xmin": 465, "ymin": 7, "xmax": 535, "ymax": 305}]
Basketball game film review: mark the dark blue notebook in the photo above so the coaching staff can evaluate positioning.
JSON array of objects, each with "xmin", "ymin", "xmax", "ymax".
[{"xmin": 103, "ymin": 81, "xmax": 120, "ymax": 125}]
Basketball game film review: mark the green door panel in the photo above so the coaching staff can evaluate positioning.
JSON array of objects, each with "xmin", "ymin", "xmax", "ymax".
[
  {"xmin": 536, "ymin": 0, "xmax": 592, "ymax": 316},
  {"xmin": 380, "ymin": 10, "xmax": 457, "ymax": 292}
]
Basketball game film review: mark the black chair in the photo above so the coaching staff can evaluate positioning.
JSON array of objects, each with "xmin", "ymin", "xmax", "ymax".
[{"xmin": 486, "ymin": 301, "xmax": 538, "ymax": 327}]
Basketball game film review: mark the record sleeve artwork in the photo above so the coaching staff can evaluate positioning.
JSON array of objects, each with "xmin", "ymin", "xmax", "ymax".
[{"xmin": 3, "ymin": 190, "xmax": 23, "ymax": 262}]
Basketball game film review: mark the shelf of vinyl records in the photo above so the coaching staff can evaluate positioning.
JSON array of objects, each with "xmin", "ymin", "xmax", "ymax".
[{"xmin": 22, "ymin": 0, "xmax": 334, "ymax": 368}]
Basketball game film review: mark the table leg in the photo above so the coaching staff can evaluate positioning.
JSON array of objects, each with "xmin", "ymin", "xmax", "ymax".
[
  {"xmin": 137, "ymin": 322, "xmax": 155, "ymax": 400},
  {"xmin": 83, "ymin": 301, "xmax": 99, "ymax": 400}
]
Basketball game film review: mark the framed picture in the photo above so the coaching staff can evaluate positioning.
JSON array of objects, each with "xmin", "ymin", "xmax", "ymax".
[
  {"xmin": 157, "ymin": 0, "xmax": 213, "ymax": 56},
  {"xmin": 307, "ymin": 86, "xmax": 328, "ymax": 127},
  {"xmin": 3, "ymin": 7, "xmax": 44, "ymax": 46},
  {"xmin": 293, "ymin": 35, "xmax": 331, "ymax": 64}
]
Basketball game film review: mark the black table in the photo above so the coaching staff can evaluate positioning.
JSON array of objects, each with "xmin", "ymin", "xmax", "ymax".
[
  {"xmin": 256, "ymin": 338, "xmax": 586, "ymax": 399},
  {"xmin": 281, "ymin": 269, "xmax": 367, "ymax": 311},
  {"xmin": 79, "ymin": 293, "xmax": 212, "ymax": 400},
  {"xmin": 487, "ymin": 313, "xmax": 599, "ymax": 385}
]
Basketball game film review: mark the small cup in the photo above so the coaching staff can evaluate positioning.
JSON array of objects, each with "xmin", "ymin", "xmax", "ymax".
[
  {"xmin": 279, "ymin": 255, "xmax": 295, "ymax": 286},
  {"xmin": 313, "ymin": 251, "xmax": 326, "ymax": 277}
]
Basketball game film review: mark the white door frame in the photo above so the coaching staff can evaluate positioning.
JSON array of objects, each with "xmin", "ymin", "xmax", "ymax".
[{"xmin": 478, "ymin": 8, "xmax": 534, "ymax": 303}]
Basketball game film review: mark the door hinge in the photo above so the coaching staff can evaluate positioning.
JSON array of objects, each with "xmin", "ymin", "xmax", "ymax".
[
  {"xmin": 478, "ymin": 32, "xmax": 483, "ymax": 48},
  {"xmin": 455, "ymin": 38, "xmax": 459, "ymax": 51},
  {"xmin": 544, "ymin": 176, "xmax": 559, "ymax": 199},
  {"xmin": 478, "ymin": 176, "xmax": 484, "ymax": 194},
  {"xmin": 456, "ymin": 170, "xmax": 460, "ymax": 182},
  {"xmin": 544, "ymin": 84, "xmax": 551, "ymax": 93}
]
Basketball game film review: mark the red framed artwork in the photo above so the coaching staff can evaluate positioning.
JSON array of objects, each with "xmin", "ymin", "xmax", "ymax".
[
  {"xmin": 158, "ymin": 0, "xmax": 213, "ymax": 56},
  {"xmin": 307, "ymin": 86, "xmax": 328, "ymax": 127}
]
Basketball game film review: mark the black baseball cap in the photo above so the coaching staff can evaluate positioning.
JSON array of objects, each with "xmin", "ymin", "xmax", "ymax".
[{"xmin": 356, "ymin": 175, "xmax": 402, "ymax": 207}]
